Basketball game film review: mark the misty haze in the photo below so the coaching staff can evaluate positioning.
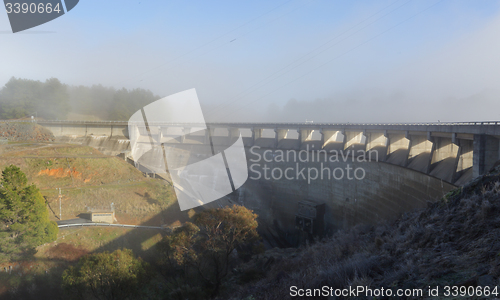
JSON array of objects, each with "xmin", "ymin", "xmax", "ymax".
[{"xmin": 2, "ymin": 1, "xmax": 500, "ymax": 300}]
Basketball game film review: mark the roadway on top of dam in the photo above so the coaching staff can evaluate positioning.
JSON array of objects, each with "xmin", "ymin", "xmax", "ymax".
[{"xmin": 30, "ymin": 120, "xmax": 500, "ymax": 136}]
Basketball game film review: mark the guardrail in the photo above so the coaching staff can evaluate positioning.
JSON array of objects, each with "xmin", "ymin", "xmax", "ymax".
[
  {"xmin": 1, "ymin": 119, "xmax": 500, "ymax": 126},
  {"xmin": 58, "ymin": 223, "xmax": 164, "ymax": 229},
  {"xmin": 34, "ymin": 120, "xmax": 500, "ymax": 126}
]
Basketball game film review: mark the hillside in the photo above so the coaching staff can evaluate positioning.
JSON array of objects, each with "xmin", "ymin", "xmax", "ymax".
[
  {"xmin": 228, "ymin": 164, "xmax": 500, "ymax": 300},
  {"xmin": 0, "ymin": 142, "xmax": 191, "ymax": 299},
  {"xmin": 0, "ymin": 122, "xmax": 54, "ymax": 142},
  {"xmin": 0, "ymin": 142, "xmax": 178, "ymax": 225}
]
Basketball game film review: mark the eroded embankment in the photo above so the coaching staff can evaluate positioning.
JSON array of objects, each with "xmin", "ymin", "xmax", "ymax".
[{"xmin": 0, "ymin": 122, "xmax": 54, "ymax": 142}]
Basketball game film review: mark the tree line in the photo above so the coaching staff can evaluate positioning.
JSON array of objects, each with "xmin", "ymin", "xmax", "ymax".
[{"xmin": 0, "ymin": 77, "xmax": 160, "ymax": 120}]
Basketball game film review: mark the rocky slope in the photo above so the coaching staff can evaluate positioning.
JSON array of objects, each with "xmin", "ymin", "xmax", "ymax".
[
  {"xmin": 229, "ymin": 164, "xmax": 500, "ymax": 300},
  {"xmin": 0, "ymin": 122, "xmax": 54, "ymax": 142}
]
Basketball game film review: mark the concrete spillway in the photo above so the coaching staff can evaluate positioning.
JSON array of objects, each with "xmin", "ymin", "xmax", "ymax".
[{"xmin": 57, "ymin": 135, "xmax": 131, "ymax": 156}]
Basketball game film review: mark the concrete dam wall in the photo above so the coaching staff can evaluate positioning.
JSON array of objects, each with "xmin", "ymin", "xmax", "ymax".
[
  {"xmin": 38, "ymin": 120, "xmax": 500, "ymax": 184},
  {"xmin": 54, "ymin": 132, "xmax": 456, "ymax": 246},
  {"xmin": 240, "ymin": 147, "xmax": 454, "ymax": 245},
  {"xmin": 39, "ymin": 120, "xmax": 500, "ymax": 245}
]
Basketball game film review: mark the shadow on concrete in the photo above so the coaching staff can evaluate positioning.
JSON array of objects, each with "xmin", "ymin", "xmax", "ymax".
[{"xmin": 85, "ymin": 189, "xmax": 225, "ymax": 262}]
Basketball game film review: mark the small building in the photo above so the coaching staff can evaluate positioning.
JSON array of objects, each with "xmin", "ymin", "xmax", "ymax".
[
  {"xmin": 86, "ymin": 203, "xmax": 116, "ymax": 224},
  {"xmin": 90, "ymin": 211, "xmax": 115, "ymax": 224}
]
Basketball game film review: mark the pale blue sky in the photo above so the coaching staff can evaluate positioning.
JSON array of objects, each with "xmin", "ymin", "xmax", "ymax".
[{"xmin": 1, "ymin": 0, "xmax": 500, "ymax": 122}]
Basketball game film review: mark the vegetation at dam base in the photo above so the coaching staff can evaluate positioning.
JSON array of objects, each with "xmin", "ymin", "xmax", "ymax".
[
  {"xmin": 3, "ymin": 163, "xmax": 500, "ymax": 299},
  {"xmin": 0, "ymin": 203, "xmax": 262, "ymax": 300},
  {"xmin": 62, "ymin": 249, "xmax": 150, "ymax": 300},
  {"xmin": 157, "ymin": 205, "xmax": 261, "ymax": 299}
]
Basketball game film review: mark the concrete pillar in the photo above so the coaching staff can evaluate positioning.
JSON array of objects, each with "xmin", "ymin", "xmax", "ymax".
[
  {"xmin": 322, "ymin": 129, "xmax": 345, "ymax": 151},
  {"xmin": 365, "ymin": 131, "xmax": 387, "ymax": 150},
  {"xmin": 180, "ymin": 127, "xmax": 191, "ymax": 143},
  {"xmin": 431, "ymin": 137, "xmax": 460, "ymax": 164},
  {"xmin": 451, "ymin": 133, "xmax": 458, "ymax": 145},
  {"xmin": 275, "ymin": 129, "xmax": 288, "ymax": 147},
  {"xmin": 407, "ymin": 134, "xmax": 433, "ymax": 172},
  {"xmin": 404, "ymin": 131, "xmax": 412, "ymax": 167},
  {"xmin": 158, "ymin": 126, "xmax": 163, "ymax": 143},
  {"xmin": 456, "ymin": 139, "xmax": 473, "ymax": 173},
  {"xmin": 386, "ymin": 132, "xmax": 411, "ymax": 166},
  {"xmin": 297, "ymin": 129, "xmax": 303, "ymax": 148},
  {"xmin": 300, "ymin": 129, "xmax": 313, "ymax": 143},
  {"xmin": 319, "ymin": 129, "xmax": 325, "ymax": 145},
  {"xmin": 322, "ymin": 130, "xmax": 337, "ymax": 145},
  {"xmin": 387, "ymin": 133, "xmax": 410, "ymax": 154},
  {"xmin": 428, "ymin": 136, "xmax": 460, "ymax": 182},
  {"xmin": 251, "ymin": 128, "xmax": 262, "ymax": 145},
  {"xmin": 427, "ymin": 137, "xmax": 436, "ymax": 174},
  {"xmin": 159, "ymin": 126, "xmax": 168, "ymax": 143},
  {"xmin": 203, "ymin": 127, "xmax": 216, "ymax": 146},
  {"xmin": 228, "ymin": 128, "xmax": 240, "ymax": 146},
  {"xmin": 133, "ymin": 125, "xmax": 141, "ymax": 141},
  {"xmin": 344, "ymin": 131, "xmax": 366, "ymax": 151},
  {"xmin": 228, "ymin": 128, "xmax": 239, "ymax": 138},
  {"xmin": 451, "ymin": 143, "xmax": 462, "ymax": 184},
  {"xmin": 453, "ymin": 138, "xmax": 473, "ymax": 184},
  {"xmin": 300, "ymin": 128, "xmax": 323, "ymax": 151},
  {"xmin": 204, "ymin": 129, "xmax": 210, "ymax": 144},
  {"xmin": 473, "ymin": 134, "xmax": 500, "ymax": 178},
  {"xmin": 365, "ymin": 131, "xmax": 388, "ymax": 162}
]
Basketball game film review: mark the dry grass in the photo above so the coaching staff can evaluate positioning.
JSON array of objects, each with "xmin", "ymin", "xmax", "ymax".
[
  {"xmin": 0, "ymin": 144, "xmax": 177, "ymax": 223},
  {"xmin": 0, "ymin": 143, "xmax": 179, "ymax": 299},
  {"xmin": 45, "ymin": 243, "xmax": 89, "ymax": 262},
  {"xmin": 43, "ymin": 180, "xmax": 175, "ymax": 223}
]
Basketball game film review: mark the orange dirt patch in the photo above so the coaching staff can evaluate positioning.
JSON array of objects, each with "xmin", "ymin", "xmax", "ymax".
[
  {"xmin": 38, "ymin": 167, "xmax": 84, "ymax": 180},
  {"xmin": 46, "ymin": 243, "xmax": 89, "ymax": 261}
]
